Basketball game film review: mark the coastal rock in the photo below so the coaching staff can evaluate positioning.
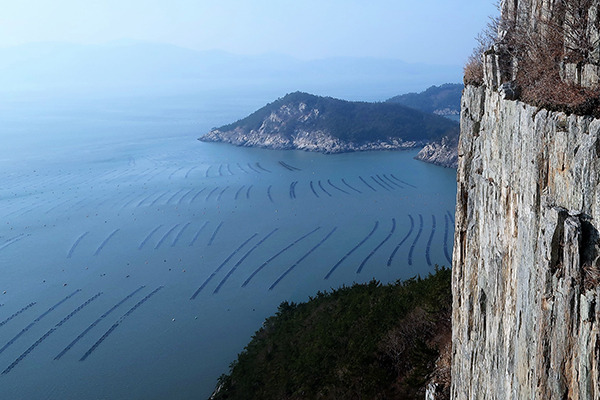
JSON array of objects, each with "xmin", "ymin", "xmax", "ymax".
[
  {"xmin": 415, "ymin": 135, "xmax": 458, "ymax": 168},
  {"xmin": 201, "ymin": 125, "xmax": 421, "ymax": 154}
]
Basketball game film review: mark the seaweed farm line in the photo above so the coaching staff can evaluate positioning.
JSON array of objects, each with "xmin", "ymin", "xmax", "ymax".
[{"xmin": 0, "ymin": 130, "xmax": 456, "ymax": 399}]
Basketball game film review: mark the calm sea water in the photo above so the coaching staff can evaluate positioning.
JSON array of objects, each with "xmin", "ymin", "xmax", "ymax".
[{"xmin": 0, "ymin": 93, "xmax": 456, "ymax": 399}]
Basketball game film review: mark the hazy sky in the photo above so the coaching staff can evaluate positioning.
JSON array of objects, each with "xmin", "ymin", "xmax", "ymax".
[{"xmin": 2, "ymin": 0, "xmax": 497, "ymax": 64}]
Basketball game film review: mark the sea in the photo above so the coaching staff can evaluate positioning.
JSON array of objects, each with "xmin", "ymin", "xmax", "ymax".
[{"xmin": 0, "ymin": 91, "xmax": 457, "ymax": 399}]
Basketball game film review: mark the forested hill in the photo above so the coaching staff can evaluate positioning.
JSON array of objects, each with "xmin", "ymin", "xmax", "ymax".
[
  {"xmin": 199, "ymin": 92, "xmax": 459, "ymax": 154},
  {"xmin": 210, "ymin": 268, "xmax": 452, "ymax": 400},
  {"xmin": 386, "ymin": 83, "xmax": 463, "ymax": 118}
]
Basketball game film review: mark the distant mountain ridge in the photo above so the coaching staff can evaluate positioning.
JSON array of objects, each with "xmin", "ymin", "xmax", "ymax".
[
  {"xmin": 199, "ymin": 92, "xmax": 459, "ymax": 154},
  {"xmin": 386, "ymin": 83, "xmax": 463, "ymax": 118},
  {"xmin": 0, "ymin": 42, "xmax": 462, "ymax": 100}
]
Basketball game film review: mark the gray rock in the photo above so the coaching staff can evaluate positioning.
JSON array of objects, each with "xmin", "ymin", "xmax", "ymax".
[
  {"xmin": 498, "ymin": 81, "xmax": 519, "ymax": 101},
  {"xmin": 452, "ymin": 84, "xmax": 600, "ymax": 399},
  {"xmin": 415, "ymin": 135, "xmax": 458, "ymax": 168}
]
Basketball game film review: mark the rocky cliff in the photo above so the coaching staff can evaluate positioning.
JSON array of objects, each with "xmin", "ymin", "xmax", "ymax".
[{"xmin": 451, "ymin": 1, "xmax": 600, "ymax": 398}]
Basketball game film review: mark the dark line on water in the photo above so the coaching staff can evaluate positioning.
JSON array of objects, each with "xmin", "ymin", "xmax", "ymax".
[
  {"xmin": 425, "ymin": 215, "xmax": 437, "ymax": 266},
  {"xmin": 359, "ymin": 176, "xmax": 376, "ymax": 192},
  {"xmin": 0, "ymin": 303, "xmax": 36, "ymax": 329},
  {"xmin": 447, "ymin": 210, "xmax": 455, "ymax": 225},
  {"xmin": 208, "ymin": 222, "xmax": 224, "ymax": 246},
  {"xmin": 184, "ymin": 166, "xmax": 197, "ymax": 178},
  {"xmin": 309, "ymin": 181, "xmax": 320, "ymax": 198},
  {"xmin": 154, "ymin": 224, "xmax": 180, "ymax": 249},
  {"xmin": 216, "ymin": 186, "xmax": 229, "ymax": 201},
  {"xmin": 166, "ymin": 189, "xmax": 185, "ymax": 205},
  {"xmin": 0, "ymin": 290, "xmax": 81, "ymax": 356},
  {"xmin": 247, "ymin": 163, "xmax": 260, "ymax": 173},
  {"xmin": 243, "ymin": 227, "xmax": 321, "ymax": 287},
  {"xmin": 214, "ymin": 229, "xmax": 279, "ymax": 294},
  {"xmin": 189, "ymin": 222, "xmax": 209, "ymax": 246},
  {"xmin": 279, "ymin": 161, "xmax": 301, "ymax": 171},
  {"xmin": 357, "ymin": 218, "xmax": 396, "ymax": 274},
  {"xmin": 267, "ymin": 185, "xmax": 274, "ymax": 203},
  {"xmin": 218, "ymin": 164, "xmax": 224, "ymax": 176},
  {"xmin": 67, "ymin": 232, "xmax": 89, "ymax": 258},
  {"xmin": 325, "ymin": 221, "xmax": 379, "ymax": 280},
  {"xmin": 256, "ymin": 162, "xmax": 271, "ymax": 173},
  {"xmin": 375, "ymin": 174, "xmax": 395, "ymax": 190},
  {"xmin": 269, "ymin": 227, "xmax": 337, "ymax": 290},
  {"xmin": 390, "ymin": 174, "xmax": 417, "ymax": 188},
  {"xmin": 408, "ymin": 214, "xmax": 424, "ymax": 266},
  {"xmin": 371, "ymin": 176, "xmax": 390, "ymax": 191},
  {"xmin": 0, "ymin": 234, "xmax": 28, "ymax": 252},
  {"xmin": 387, "ymin": 215, "xmax": 415, "ymax": 266},
  {"xmin": 246, "ymin": 185, "xmax": 253, "ymax": 199},
  {"xmin": 135, "ymin": 192, "xmax": 156, "ymax": 208},
  {"xmin": 328, "ymin": 179, "xmax": 349, "ymax": 194},
  {"xmin": 3, "ymin": 292, "xmax": 103, "ymax": 374},
  {"xmin": 94, "ymin": 229, "xmax": 120, "ymax": 256},
  {"xmin": 235, "ymin": 186, "xmax": 245, "ymax": 200},
  {"xmin": 178, "ymin": 189, "xmax": 195, "ymax": 205},
  {"xmin": 382, "ymin": 174, "xmax": 403, "ymax": 188},
  {"xmin": 168, "ymin": 167, "xmax": 185, "ymax": 180},
  {"xmin": 172, "ymin": 223, "xmax": 191, "ymax": 247},
  {"xmin": 149, "ymin": 192, "xmax": 168, "ymax": 207},
  {"xmin": 318, "ymin": 181, "xmax": 332, "ymax": 197},
  {"xmin": 190, "ymin": 188, "xmax": 207, "ymax": 204},
  {"xmin": 237, "ymin": 163, "xmax": 249, "ymax": 174},
  {"xmin": 139, "ymin": 225, "xmax": 163, "ymax": 250},
  {"xmin": 191, "ymin": 234, "xmax": 258, "ymax": 299},
  {"xmin": 289, "ymin": 181, "xmax": 297, "ymax": 199},
  {"xmin": 226, "ymin": 164, "xmax": 233, "ymax": 175},
  {"xmin": 205, "ymin": 165, "xmax": 213, "ymax": 178},
  {"xmin": 205, "ymin": 187, "xmax": 219, "ymax": 201},
  {"xmin": 341, "ymin": 178, "xmax": 362, "ymax": 193},
  {"xmin": 55, "ymin": 286, "xmax": 146, "ymax": 360},
  {"xmin": 80, "ymin": 286, "xmax": 163, "ymax": 361}
]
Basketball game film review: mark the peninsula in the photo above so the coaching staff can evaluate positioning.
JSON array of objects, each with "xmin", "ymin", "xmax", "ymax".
[{"xmin": 199, "ymin": 91, "xmax": 459, "ymax": 155}]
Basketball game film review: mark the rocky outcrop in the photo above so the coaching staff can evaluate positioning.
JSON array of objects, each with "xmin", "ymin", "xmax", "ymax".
[
  {"xmin": 415, "ymin": 135, "xmax": 458, "ymax": 168},
  {"xmin": 452, "ymin": 84, "xmax": 600, "ymax": 399}
]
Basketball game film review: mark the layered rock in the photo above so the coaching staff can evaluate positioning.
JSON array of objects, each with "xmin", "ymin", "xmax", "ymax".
[{"xmin": 452, "ymin": 84, "xmax": 600, "ymax": 399}]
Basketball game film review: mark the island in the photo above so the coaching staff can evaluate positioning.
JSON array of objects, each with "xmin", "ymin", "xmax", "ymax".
[{"xmin": 199, "ymin": 91, "xmax": 459, "ymax": 155}]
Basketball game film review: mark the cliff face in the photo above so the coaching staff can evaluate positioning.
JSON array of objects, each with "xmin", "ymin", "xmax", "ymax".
[
  {"xmin": 452, "ymin": 85, "xmax": 600, "ymax": 399},
  {"xmin": 452, "ymin": 1, "xmax": 600, "ymax": 397}
]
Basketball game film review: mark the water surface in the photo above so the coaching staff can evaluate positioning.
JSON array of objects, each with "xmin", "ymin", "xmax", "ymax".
[{"xmin": 0, "ymin": 95, "xmax": 456, "ymax": 399}]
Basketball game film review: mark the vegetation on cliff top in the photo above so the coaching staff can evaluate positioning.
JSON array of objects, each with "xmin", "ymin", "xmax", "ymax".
[
  {"xmin": 464, "ymin": 1, "xmax": 600, "ymax": 116},
  {"xmin": 211, "ymin": 267, "xmax": 452, "ymax": 400},
  {"xmin": 212, "ymin": 91, "xmax": 459, "ymax": 144}
]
